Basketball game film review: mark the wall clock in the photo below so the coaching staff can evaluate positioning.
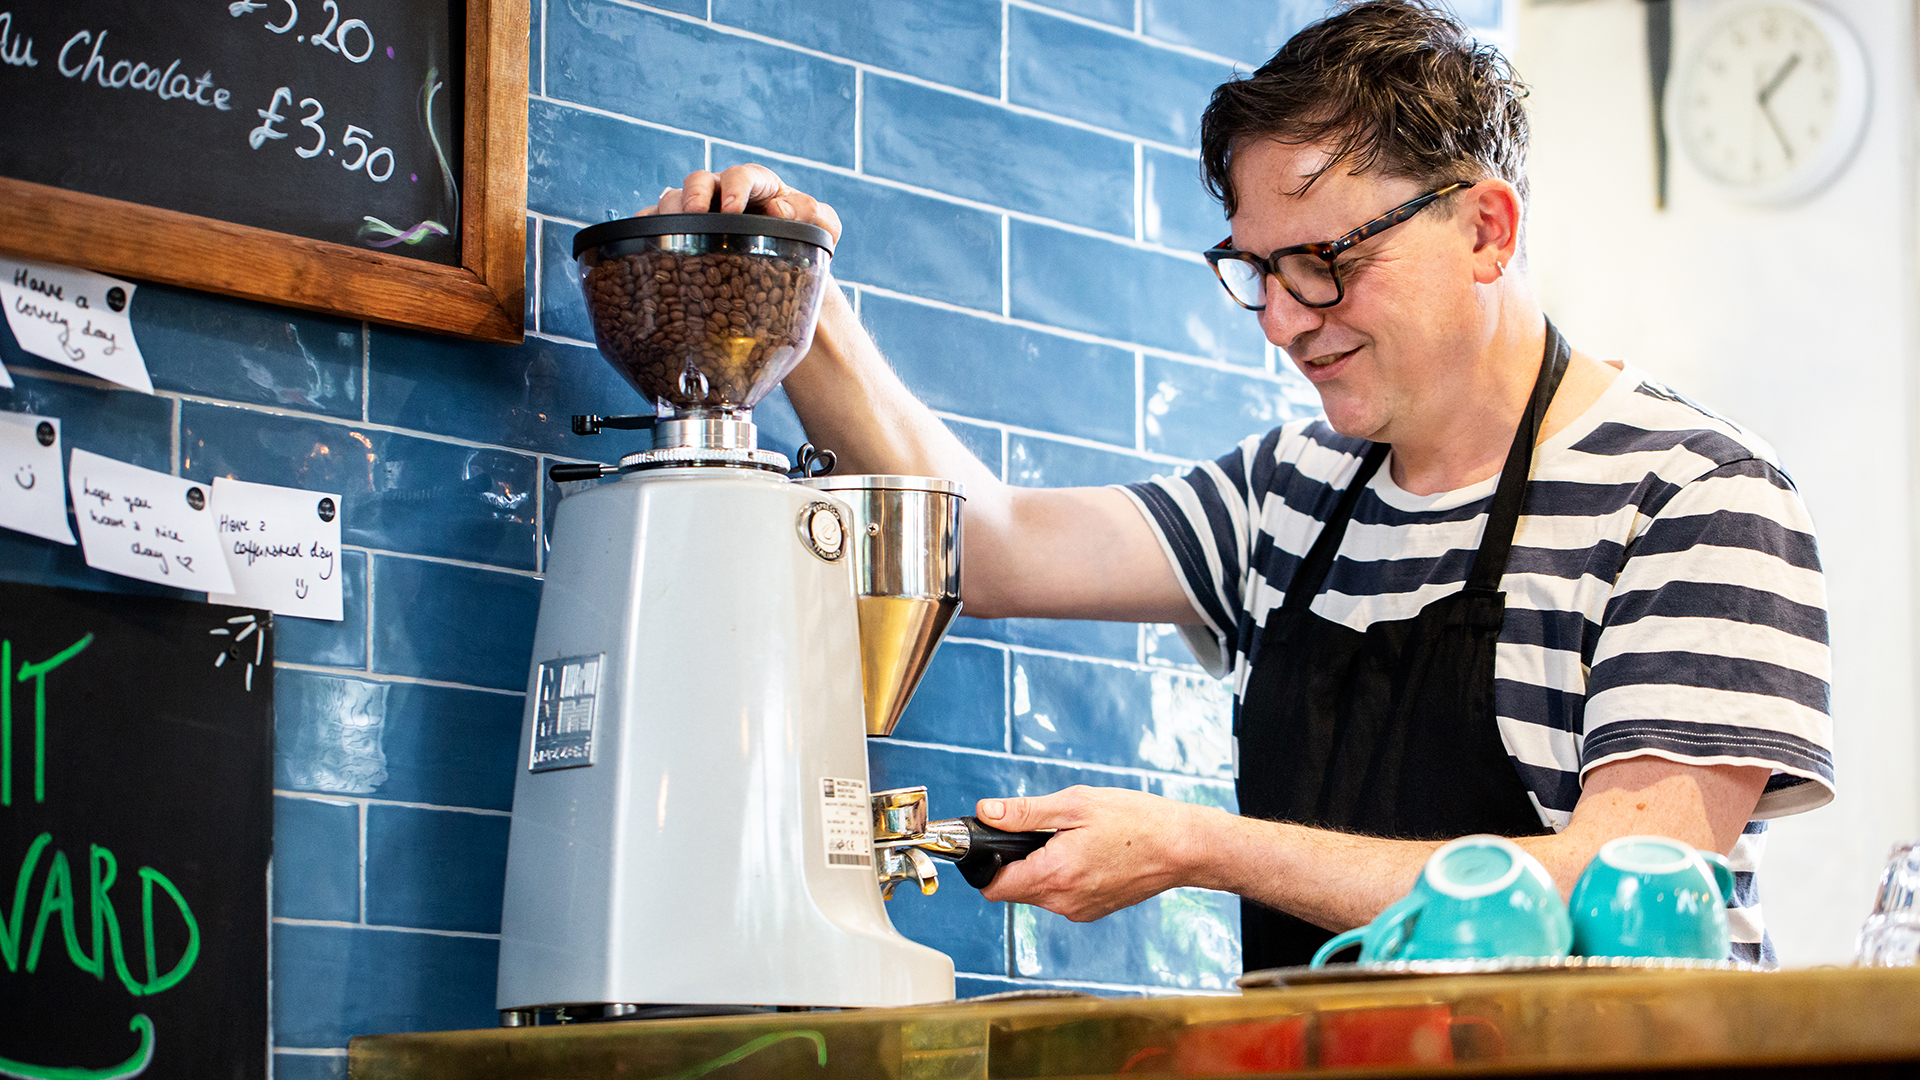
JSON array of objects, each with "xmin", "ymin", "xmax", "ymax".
[{"xmin": 1668, "ymin": 0, "xmax": 1871, "ymax": 204}]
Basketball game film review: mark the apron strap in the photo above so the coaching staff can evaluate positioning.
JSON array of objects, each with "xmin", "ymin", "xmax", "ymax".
[
  {"xmin": 1465, "ymin": 320, "xmax": 1571, "ymax": 593},
  {"xmin": 1278, "ymin": 319, "xmax": 1571, "ymax": 613},
  {"xmin": 1279, "ymin": 442, "xmax": 1390, "ymax": 614}
]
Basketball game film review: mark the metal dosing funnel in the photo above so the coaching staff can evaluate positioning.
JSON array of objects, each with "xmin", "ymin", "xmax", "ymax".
[{"xmin": 802, "ymin": 476, "xmax": 964, "ymax": 736}]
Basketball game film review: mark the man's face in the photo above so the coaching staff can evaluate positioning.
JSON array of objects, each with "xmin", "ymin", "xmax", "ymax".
[{"xmin": 1226, "ymin": 139, "xmax": 1485, "ymax": 443}]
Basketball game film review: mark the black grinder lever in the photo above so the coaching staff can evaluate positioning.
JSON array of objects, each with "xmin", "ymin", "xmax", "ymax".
[{"xmin": 951, "ymin": 816, "xmax": 1052, "ymax": 889}]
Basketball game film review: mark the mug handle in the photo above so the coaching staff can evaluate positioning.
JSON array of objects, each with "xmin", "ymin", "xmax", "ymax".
[
  {"xmin": 1700, "ymin": 850, "xmax": 1737, "ymax": 905},
  {"xmin": 1310, "ymin": 927, "xmax": 1367, "ymax": 969}
]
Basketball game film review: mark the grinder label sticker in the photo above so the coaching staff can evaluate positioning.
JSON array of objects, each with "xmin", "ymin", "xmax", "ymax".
[
  {"xmin": 820, "ymin": 777, "xmax": 874, "ymax": 868},
  {"xmin": 529, "ymin": 653, "xmax": 604, "ymax": 772}
]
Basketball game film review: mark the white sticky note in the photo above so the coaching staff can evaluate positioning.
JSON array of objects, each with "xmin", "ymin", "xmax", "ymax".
[
  {"xmin": 67, "ymin": 449, "xmax": 234, "ymax": 593},
  {"xmin": 206, "ymin": 477, "xmax": 344, "ymax": 621},
  {"xmin": 0, "ymin": 257, "xmax": 153, "ymax": 394},
  {"xmin": 0, "ymin": 413, "xmax": 76, "ymax": 545}
]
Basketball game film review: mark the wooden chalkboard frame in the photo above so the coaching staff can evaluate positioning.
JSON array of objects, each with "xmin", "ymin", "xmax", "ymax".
[{"xmin": 0, "ymin": 0, "xmax": 528, "ymax": 345}]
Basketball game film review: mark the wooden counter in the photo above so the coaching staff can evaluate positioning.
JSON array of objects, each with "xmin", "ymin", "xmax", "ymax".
[{"xmin": 348, "ymin": 966, "xmax": 1920, "ymax": 1078}]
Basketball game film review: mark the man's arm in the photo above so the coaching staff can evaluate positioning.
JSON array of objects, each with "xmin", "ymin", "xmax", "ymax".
[
  {"xmin": 975, "ymin": 757, "xmax": 1769, "ymax": 928},
  {"xmin": 649, "ymin": 164, "xmax": 1194, "ymax": 622}
]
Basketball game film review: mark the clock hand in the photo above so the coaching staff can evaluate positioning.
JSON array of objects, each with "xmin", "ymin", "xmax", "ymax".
[
  {"xmin": 1758, "ymin": 52, "xmax": 1803, "ymax": 106},
  {"xmin": 1760, "ymin": 96, "xmax": 1795, "ymax": 161}
]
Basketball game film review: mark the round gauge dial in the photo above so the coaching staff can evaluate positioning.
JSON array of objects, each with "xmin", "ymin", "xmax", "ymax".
[{"xmin": 1669, "ymin": 0, "xmax": 1870, "ymax": 204}]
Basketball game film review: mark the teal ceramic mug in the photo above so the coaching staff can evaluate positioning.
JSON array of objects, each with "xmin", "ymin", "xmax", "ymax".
[
  {"xmin": 1310, "ymin": 835, "xmax": 1573, "ymax": 967},
  {"xmin": 1568, "ymin": 835, "xmax": 1736, "ymax": 959}
]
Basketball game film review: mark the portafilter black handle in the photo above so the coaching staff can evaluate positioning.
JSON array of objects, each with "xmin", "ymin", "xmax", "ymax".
[{"xmin": 954, "ymin": 817, "xmax": 1052, "ymax": 889}]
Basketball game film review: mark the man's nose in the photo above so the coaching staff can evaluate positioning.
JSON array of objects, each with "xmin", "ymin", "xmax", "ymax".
[{"xmin": 1258, "ymin": 280, "xmax": 1324, "ymax": 352}]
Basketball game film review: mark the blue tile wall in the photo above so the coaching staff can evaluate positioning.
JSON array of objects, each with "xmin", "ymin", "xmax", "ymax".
[
  {"xmin": 0, "ymin": 0, "xmax": 1372, "ymax": 1055},
  {"xmin": 1009, "ymin": 8, "xmax": 1234, "ymax": 147},
  {"xmin": 862, "ymin": 75, "xmax": 1135, "ymax": 236},
  {"xmin": 713, "ymin": 0, "xmax": 1002, "ymax": 98}
]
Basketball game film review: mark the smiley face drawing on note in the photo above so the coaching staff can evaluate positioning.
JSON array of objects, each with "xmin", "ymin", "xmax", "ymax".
[{"xmin": 206, "ymin": 476, "xmax": 344, "ymax": 621}]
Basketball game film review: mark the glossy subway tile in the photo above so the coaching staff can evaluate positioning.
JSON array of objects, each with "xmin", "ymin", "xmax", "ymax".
[
  {"xmin": 1142, "ymin": 354, "xmax": 1320, "ymax": 462},
  {"xmin": 1015, "ymin": 887, "xmax": 1240, "ymax": 989},
  {"xmin": 527, "ymin": 98, "xmax": 705, "ymax": 224},
  {"xmin": 1008, "ymin": 434, "xmax": 1169, "ymax": 489},
  {"xmin": 861, "ymin": 294, "xmax": 1134, "ymax": 447},
  {"xmin": 181, "ymin": 402, "xmax": 541, "ymax": 571},
  {"xmin": 363, "ymin": 803, "xmax": 513, "ymax": 934},
  {"xmin": 1009, "ymin": 7, "xmax": 1233, "ymax": 147},
  {"xmin": 712, "ymin": 0, "xmax": 1001, "ymax": 97},
  {"xmin": 275, "ymin": 549, "xmax": 369, "ymax": 669},
  {"xmin": 1143, "ymin": 146, "xmax": 1227, "ymax": 255},
  {"xmin": 1009, "ymin": 219, "xmax": 1266, "ymax": 366},
  {"xmin": 1021, "ymin": 0, "xmax": 1133, "ymax": 30},
  {"xmin": 539, "ymin": 220, "xmax": 595, "ymax": 343},
  {"xmin": 544, "ymin": 0, "xmax": 856, "ymax": 168},
  {"xmin": 367, "ymin": 555, "xmax": 542, "ymax": 691},
  {"xmin": 131, "ymin": 283, "xmax": 363, "ymax": 419},
  {"xmin": 861, "ymin": 74, "xmax": 1134, "ymax": 236},
  {"xmin": 887, "ymin": 639, "xmax": 1007, "ymax": 751},
  {"xmin": 271, "ymin": 923, "xmax": 500, "ymax": 1047},
  {"xmin": 1011, "ymin": 653, "xmax": 1232, "ymax": 777},
  {"xmin": 952, "ymin": 615, "xmax": 1140, "ymax": 665},
  {"xmin": 709, "ymin": 148, "xmax": 1004, "ymax": 313},
  {"xmin": 367, "ymin": 327, "xmax": 647, "ymax": 463},
  {"xmin": 1142, "ymin": 0, "xmax": 1332, "ymax": 66},
  {"xmin": 272, "ymin": 795, "xmax": 361, "ymax": 922}
]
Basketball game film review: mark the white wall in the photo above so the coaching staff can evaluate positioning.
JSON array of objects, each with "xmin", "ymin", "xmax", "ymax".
[{"xmin": 1517, "ymin": 0, "xmax": 1919, "ymax": 964}]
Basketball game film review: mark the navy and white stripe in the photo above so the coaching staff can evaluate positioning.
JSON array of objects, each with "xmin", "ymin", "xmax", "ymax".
[{"xmin": 1122, "ymin": 367, "xmax": 1834, "ymax": 963}]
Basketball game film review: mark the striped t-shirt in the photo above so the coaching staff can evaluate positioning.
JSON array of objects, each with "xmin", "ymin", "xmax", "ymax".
[{"xmin": 1122, "ymin": 364, "xmax": 1834, "ymax": 963}]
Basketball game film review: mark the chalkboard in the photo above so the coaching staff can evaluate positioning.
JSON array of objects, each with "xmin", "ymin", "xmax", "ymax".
[
  {"xmin": 1, "ymin": 0, "xmax": 465, "ymax": 265},
  {"xmin": 0, "ymin": 582, "xmax": 272, "ymax": 1080},
  {"xmin": 0, "ymin": 0, "xmax": 526, "ymax": 343}
]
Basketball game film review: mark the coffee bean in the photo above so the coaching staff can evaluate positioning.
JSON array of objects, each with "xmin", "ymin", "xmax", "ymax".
[{"xmin": 580, "ymin": 247, "xmax": 825, "ymax": 408}]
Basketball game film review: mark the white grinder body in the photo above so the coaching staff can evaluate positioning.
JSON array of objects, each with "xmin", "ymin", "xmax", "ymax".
[{"xmin": 495, "ymin": 465, "xmax": 953, "ymax": 1011}]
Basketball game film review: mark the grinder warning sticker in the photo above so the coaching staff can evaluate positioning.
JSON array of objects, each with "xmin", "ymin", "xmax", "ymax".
[
  {"xmin": 529, "ymin": 653, "xmax": 603, "ymax": 772},
  {"xmin": 821, "ymin": 776, "xmax": 873, "ymax": 868}
]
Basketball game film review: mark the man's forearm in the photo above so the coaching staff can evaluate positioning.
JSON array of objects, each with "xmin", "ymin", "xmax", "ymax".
[{"xmin": 784, "ymin": 286, "xmax": 1000, "ymax": 488}]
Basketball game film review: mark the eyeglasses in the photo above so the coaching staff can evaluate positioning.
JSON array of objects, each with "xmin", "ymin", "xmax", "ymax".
[{"xmin": 1204, "ymin": 181, "xmax": 1473, "ymax": 311}]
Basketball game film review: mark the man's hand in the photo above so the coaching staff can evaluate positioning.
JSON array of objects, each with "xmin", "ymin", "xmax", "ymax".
[
  {"xmin": 641, "ymin": 164, "xmax": 843, "ymax": 245},
  {"xmin": 974, "ymin": 786, "xmax": 1219, "ymax": 920}
]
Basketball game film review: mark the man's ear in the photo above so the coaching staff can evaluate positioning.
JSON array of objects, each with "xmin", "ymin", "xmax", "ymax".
[{"xmin": 1468, "ymin": 181, "xmax": 1522, "ymax": 285}]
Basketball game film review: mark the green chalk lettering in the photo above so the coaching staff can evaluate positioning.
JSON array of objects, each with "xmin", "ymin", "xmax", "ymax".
[
  {"xmin": 1, "ymin": 832, "xmax": 50, "ymax": 971},
  {"xmin": 2, "ymin": 639, "xmax": 10, "ymax": 807},
  {"xmin": 89, "ymin": 846, "xmax": 141, "ymax": 996},
  {"xmin": 136, "ymin": 867, "xmax": 198, "ymax": 994},
  {"xmin": 0, "ymin": 1012, "xmax": 156, "ymax": 1080},
  {"xmin": 25, "ymin": 850, "xmax": 93, "ymax": 977},
  {"xmin": 17, "ymin": 633, "xmax": 93, "ymax": 804}
]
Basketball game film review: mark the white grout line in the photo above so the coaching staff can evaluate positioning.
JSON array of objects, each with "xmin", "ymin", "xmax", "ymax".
[
  {"xmin": 360, "ymin": 321, "xmax": 371, "ymax": 422},
  {"xmin": 529, "ymin": 215, "xmax": 542, "ymax": 334},
  {"xmin": 853, "ymin": 68, "xmax": 864, "ymax": 174},
  {"xmin": 1000, "ymin": 0, "xmax": 1011, "ymax": 101},
  {"xmin": 169, "ymin": 395, "xmax": 182, "ymax": 477},
  {"xmin": 271, "ymin": 916, "xmax": 503, "ymax": 941},
  {"xmin": 1134, "ymin": 350, "xmax": 1146, "ymax": 452},
  {"xmin": 1000, "ymin": 215, "xmax": 1012, "ymax": 318},
  {"xmin": 538, "ymin": 0, "xmax": 548, "ymax": 98},
  {"xmin": 350, "ymin": 545, "xmax": 544, "ymax": 580},
  {"xmin": 275, "ymin": 1049, "xmax": 348, "ymax": 1058},
  {"xmin": 927, "ymin": 407, "xmax": 1187, "ymax": 466},
  {"xmin": 275, "ymin": 789, "xmax": 514, "ymax": 818},
  {"xmin": 944, "ymin": 634, "xmax": 1215, "ymax": 678},
  {"xmin": 357, "ymin": 800, "xmax": 368, "ymax": 923},
  {"xmin": 272, "ymin": 660, "xmax": 528, "ymax": 697},
  {"xmin": 882, "ymin": 733, "xmax": 1231, "ymax": 788},
  {"xmin": 1133, "ymin": 142, "xmax": 1144, "ymax": 244}
]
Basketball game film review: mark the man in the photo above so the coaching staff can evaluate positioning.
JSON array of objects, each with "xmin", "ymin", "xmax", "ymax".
[{"xmin": 643, "ymin": 0, "xmax": 1832, "ymax": 965}]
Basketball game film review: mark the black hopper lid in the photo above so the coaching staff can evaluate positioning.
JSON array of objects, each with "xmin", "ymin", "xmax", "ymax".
[{"xmin": 573, "ymin": 213, "xmax": 835, "ymax": 260}]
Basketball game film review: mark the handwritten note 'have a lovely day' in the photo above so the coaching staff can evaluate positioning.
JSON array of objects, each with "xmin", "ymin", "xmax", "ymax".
[
  {"xmin": 0, "ymin": 257, "xmax": 154, "ymax": 393},
  {"xmin": 68, "ymin": 449, "xmax": 233, "ymax": 592},
  {"xmin": 207, "ymin": 476, "xmax": 344, "ymax": 621}
]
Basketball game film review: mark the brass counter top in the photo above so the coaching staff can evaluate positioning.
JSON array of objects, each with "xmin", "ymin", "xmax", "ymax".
[{"xmin": 348, "ymin": 966, "xmax": 1920, "ymax": 1078}]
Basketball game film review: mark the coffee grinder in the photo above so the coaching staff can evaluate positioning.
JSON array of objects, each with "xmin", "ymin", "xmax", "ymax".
[{"xmin": 495, "ymin": 214, "xmax": 1043, "ymax": 1023}]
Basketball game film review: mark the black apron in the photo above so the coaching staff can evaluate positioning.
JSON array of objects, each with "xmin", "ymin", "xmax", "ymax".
[{"xmin": 1235, "ymin": 321, "xmax": 1571, "ymax": 971}]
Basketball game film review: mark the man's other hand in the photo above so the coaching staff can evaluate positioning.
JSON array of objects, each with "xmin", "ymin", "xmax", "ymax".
[
  {"xmin": 974, "ymin": 786, "xmax": 1212, "ymax": 921},
  {"xmin": 639, "ymin": 164, "xmax": 842, "ymax": 246}
]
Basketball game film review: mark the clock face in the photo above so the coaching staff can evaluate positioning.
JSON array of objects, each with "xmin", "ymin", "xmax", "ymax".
[{"xmin": 1671, "ymin": 1, "xmax": 1870, "ymax": 203}]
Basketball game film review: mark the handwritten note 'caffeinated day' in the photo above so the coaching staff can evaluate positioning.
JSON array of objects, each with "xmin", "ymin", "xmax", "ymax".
[
  {"xmin": 68, "ymin": 449, "xmax": 233, "ymax": 592},
  {"xmin": 0, "ymin": 257, "xmax": 154, "ymax": 394},
  {"xmin": 207, "ymin": 476, "xmax": 344, "ymax": 621}
]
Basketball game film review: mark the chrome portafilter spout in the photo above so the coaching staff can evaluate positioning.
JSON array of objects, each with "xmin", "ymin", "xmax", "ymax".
[{"xmin": 872, "ymin": 787, "xmax": 1052, "ymax": 900}]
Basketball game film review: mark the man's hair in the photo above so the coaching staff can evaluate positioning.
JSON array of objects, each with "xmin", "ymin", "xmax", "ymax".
[{"xmin": 1199, "ymin": 0, "xmax": 1530, "ymax": 220}]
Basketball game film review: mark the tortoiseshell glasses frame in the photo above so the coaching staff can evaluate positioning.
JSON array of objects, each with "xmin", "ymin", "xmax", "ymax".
[{"xmin": 1204, "ymin": 181, "xmax": 1474, "ymax": 311}]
